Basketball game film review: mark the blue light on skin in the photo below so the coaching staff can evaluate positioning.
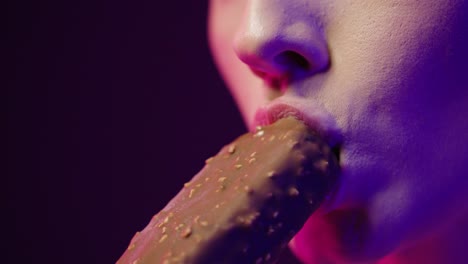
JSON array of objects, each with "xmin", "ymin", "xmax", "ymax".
[{"xmin": 208, "ymin": 1, "xmax": 468, "ymax": 263}]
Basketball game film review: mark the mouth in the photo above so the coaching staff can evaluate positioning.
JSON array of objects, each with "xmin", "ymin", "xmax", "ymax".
[
  {"xmin": 252, "ymin": 97, "xmax": 344, "ymax": 204},
  {"xmin": 252, "ymin": 98, "xmax": 343, "ymax": 159}
]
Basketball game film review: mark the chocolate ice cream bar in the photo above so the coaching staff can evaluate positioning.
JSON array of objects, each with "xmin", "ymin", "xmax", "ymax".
[{"xmin": 117, "ymin": 117, "xmax": 339, "ymax": 264}]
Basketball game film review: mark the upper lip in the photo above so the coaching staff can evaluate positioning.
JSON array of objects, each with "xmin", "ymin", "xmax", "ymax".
[{"xmin": 252, "ymin": 96, "xmax": 343, "ymax": 149}]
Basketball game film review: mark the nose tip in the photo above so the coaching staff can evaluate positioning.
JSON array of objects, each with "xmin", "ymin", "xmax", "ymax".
[{"xmin": 233, "ymin": 8, "xmax": 329, "ymax": 84}]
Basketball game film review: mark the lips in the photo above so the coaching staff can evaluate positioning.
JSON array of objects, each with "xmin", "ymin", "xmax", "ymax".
[{"xmin": 252, "ymin": 97, "xmax": 343, "ymax": 149}]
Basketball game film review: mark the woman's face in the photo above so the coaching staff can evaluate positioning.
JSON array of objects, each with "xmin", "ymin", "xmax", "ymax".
[{"xmin": 208, "ymin": 0, "xmax": 468, "ymax": 263}]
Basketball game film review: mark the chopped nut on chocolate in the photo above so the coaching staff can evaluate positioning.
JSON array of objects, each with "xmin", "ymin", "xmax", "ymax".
[
  {"xmin": 181, "ymin": 227, "xmax": 192, "ymax": 238},
  {"xmin": 159, "ymin": 234, "xmax": 168, "ymax": 243},
  {"xmin": 228, "ymin": 144, "xmax": 236, "ymax": 154},
  {"xmin": 218, "ymin": 177, "xmax": 227, "ymax": 183},
  {"xmin": 288, "ymin": 187, "xmax": 300, "ymax": 196}
]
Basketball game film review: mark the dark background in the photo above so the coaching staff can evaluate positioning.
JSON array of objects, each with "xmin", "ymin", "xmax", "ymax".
[{"xmin": 8, "ymin": 1, "xmax": 246, "ymax": 263}]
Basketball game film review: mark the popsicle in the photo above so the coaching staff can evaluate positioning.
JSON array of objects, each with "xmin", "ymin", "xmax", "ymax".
[{"xmin": 117, "ymin": 117, "xmax": 339, "ymax": 264}]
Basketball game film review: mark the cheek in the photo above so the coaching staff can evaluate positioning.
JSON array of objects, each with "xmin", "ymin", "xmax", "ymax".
[
  {"xmin": 208, "ymin": 0, "xmax": 267, "ymax": 126},
  {"xmin": 308, "ymin": 1, "xmax": 468, "ymax": 261}
]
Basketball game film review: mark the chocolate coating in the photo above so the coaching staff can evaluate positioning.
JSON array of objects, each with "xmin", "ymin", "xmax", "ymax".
[{"xmin": 117, "ymin": 117, "xmax": 339, "ymax": 264}]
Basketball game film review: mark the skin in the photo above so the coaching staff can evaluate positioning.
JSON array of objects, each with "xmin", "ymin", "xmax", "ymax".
[{"xmin": 207, "ymin": 0, "xmax": 468, "ymax": 263}]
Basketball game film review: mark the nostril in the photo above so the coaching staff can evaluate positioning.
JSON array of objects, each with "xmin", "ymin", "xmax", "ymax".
[{"xmin": 273, "ymin": 51, "xmax": 310, "ymax": 71}]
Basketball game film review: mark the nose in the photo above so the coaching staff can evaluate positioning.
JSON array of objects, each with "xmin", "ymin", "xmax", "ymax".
[{"xmin": 233, "ymin": 0, "xmax": 329, "ymax": 85}]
